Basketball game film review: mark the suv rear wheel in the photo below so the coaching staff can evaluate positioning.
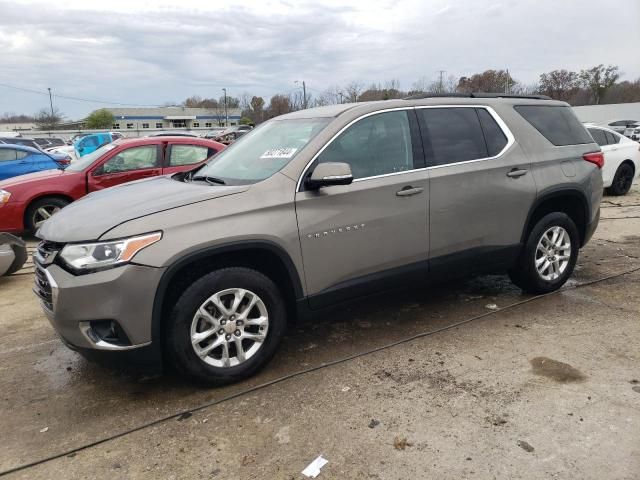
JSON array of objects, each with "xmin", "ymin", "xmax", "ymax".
[
  {"xmin": 509, "ymin": 212, "xmax": 579, "ymax": 294},
  {"xmin": 165, "ymin": 267, "xmax": 286, "ymax": 385}
]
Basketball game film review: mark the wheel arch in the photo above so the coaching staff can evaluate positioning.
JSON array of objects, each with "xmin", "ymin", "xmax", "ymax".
[
  {"xmin": 151, "ymin": 241, "xmax": 304, "ymax": 343},
  {"xmin": 24, "ymin": 193, "xmax": 75, "ymax": 228},
  {"xmin": 522, "ymin": 188, "xmax": 590, "ymax": 247}
]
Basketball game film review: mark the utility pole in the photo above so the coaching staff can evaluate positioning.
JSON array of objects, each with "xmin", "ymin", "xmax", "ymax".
[
  {"xmin": 222, "ymin": 88, "xmax": 228, "ymax": 126},
  {"xmin": 295, "ymin": 80, "xmax": 307, "ymax": 109},
  {"xmin": 437, "ymin": 70, "xmax": 446, "ymax": 93},
  {"xmin": 338, "ymin": 91, "xmax": 344, "ymax": 104},
  {"xmin": 47, "ymin": 87, "xmax": 54, "ymax": 119},
  {"xmin": 505, "ymin": 69, "xmax": 510, "ymax": 94}
]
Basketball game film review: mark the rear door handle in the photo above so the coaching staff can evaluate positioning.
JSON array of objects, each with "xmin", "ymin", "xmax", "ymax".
[
  {"xmin": 396, "ymin": 186, "xmax": 424, "ymax": 197},
  {"xmin": 506, "ymin": 168, "xmax": 528, "ymax": 178}
]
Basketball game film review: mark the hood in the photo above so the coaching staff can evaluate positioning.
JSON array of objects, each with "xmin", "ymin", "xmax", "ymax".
[
  {"xmin": 37, "ymin": 175, "xmax": 250, "ymax": 242},
  {"xmin": 0, "ymin": 169, "xmax": 67, "ymax": 189}
]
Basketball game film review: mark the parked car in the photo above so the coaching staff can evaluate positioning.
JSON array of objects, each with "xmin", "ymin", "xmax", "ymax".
[
  {"xmin": 0, "ymin": 144, "xmax": 70, "ymax": 181},
  {"xmin": 33, "ymin": 137, "xmax": 66, "ymax": 148},
  {"xmin": 201, "ymin": 128, "xmax": 226, "ymax": 138},
  {"xmin": 31, "ymin": 95, "xmax": 603, "ymax": 385},
  {"xmin": 0, "ymin": 136, "xmax": 224, "ymax": 233},
  {"xmin": 0, "ymin": 137, "xmax": 44, "ymax": 150},
  {"xmin": 215, "ymin": 130, "xmax": 248, "ymax": 145},
  {"xmin": 69, "ymin": 132, "xmax": 123, "ymax": 145},
  {"xmin": 0, "ymin": 233, "xmax": 27, "ymax": 276},
  {"xmin": 0, "ymin": 131, "xmax": 21, "ymax": 138},
  {"xmin": 587, "ymin": 125, "xmax": 640, "ymax": 195},
  {"xmin": 623, "ymin": 123, "xmax": 640, "ymax": 141},
  {"xmin": 74, "ymin": 132, "xmax": 114, "ymax": 158},
  {"xmin": 607, "ymin": 120, "xmax": 639, "ymax": 134}
]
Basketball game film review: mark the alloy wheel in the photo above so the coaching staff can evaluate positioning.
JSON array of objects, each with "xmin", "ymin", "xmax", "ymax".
[
  {"xmin": 190, "ymin": 288, "xmax": 269, "ymax": 368},
  {"xmin": 33, "ymin": 205, "xmax": 62, "ymax": 228},
  {"xmin": 535, "ymin": 226, "xmax": 571, "ymax": 281}
]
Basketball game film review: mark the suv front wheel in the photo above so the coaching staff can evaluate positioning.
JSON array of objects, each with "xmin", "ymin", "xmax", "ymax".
[
  {"xmin": 509, "ymin": 212, "xmax": 579, "ymax": 294},
  {"xmin": 165, "ymin": 267, "xmax": 287, "ymax": 385}
]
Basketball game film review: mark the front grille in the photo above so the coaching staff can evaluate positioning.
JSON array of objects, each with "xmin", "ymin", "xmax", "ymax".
[
  {"xmin": 33, "ymin": 264, "xmax": 53, "ymax": 311},
  {"xmin": 33, "ymin": 241, "xmax": 62, "ymax": 311}
]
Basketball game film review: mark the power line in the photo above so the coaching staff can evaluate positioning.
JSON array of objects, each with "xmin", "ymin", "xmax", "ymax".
[{"xmin": 0, "ymin": 82, "xmax": 162, "ymax": 107}]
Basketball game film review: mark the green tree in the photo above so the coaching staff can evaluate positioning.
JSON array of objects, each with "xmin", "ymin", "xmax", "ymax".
[
  {"xmin": 239, "ymin": 117, "xmax": 253, "ymax": 125},
  {"xmin": 86, "ymin": 109, "xmax": 115, "ymax": 129}
]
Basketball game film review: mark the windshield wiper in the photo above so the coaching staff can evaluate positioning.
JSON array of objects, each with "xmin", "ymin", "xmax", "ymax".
[{"xmin": 191, "ymin": 175, "xmax": 226, "ymax": 185}]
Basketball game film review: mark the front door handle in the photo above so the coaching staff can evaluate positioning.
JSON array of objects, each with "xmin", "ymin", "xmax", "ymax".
[
  {"xmin": 506, "ymin": 168, "xmax": 528, "ymax": 178},
  {"xmin": 396, "ymin": 186, "xmax": 424, "ymax": 197}
]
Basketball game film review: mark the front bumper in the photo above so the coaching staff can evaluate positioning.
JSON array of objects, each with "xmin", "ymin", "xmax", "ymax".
[
  {"xmin": 34, "ymin": 256, "xmax": 166, "ymax": 351},
  {"xmin": 0, "ymin": 202, "xmax": 25, "ymax": 233}
]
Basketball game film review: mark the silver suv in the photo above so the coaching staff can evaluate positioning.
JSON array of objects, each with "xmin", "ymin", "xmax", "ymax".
[{"xmin": 34, "ymin": 95, "xmax": 603, "ymax": 384}]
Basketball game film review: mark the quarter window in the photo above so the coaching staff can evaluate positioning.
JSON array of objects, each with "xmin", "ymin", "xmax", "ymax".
[
  {"xmin": 316, "ymin": 110, "xmax": 415, "ymax": 179},
  {"xmin": 169, "ymin": 144, "xmax": 209, "ymax": 166},
  {"xmin": 514, "ymin": 105, "xmax": 592, "ymax": 146},
  {"xmin": 418, "ymin": 108, "xmax": 488, "ymax": 166},
  {"xmin": 98, "ymin": 146, "xmax": 158, "ymax": 174}
]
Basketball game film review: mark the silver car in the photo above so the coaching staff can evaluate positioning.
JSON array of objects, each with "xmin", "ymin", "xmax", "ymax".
[{"xmin": 33, "ymin": 95, "xmax": 603, "ymax": 384}]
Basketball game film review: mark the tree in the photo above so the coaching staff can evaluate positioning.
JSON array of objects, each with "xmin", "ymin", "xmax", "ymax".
[
  {"xmin": 86, "ymin": 109, "xmax": 114, "ymax": 129},
  {"xmin": 457, "ymin": 70, "xmax": 518, "ymax": 93},
  {"xmin": 239, "ymin": 117, "xmax": 253, "ymax": 125},
  {"xmin": 538, "ymin": 69, "xmax": 580, "ymax": 101},
  {"xmin": 267, "ymin": 95, "xmax": 291, "ymax": 118},
  {"xmin": 183, "ymin": 95, "xmax": 219, "ymax": 108},
  {"xmin": 34, "ymin": 107, "xmax": 63, "ymax": 130},
  {"xmin": 343, "ymin": 81, "xmax": 364, "ymax": 102},
  {"xmin": 219, "ymin": 95, "xmax": 240, "ymax": 109},
  {"xmin": 579, "ymin": 64, "xmax": 620, "ymax": 104}
]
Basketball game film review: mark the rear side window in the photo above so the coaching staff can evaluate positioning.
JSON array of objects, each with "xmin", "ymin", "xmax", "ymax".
[
  {"xmin": 418, "ymin": 107, "xmax": 488, "ymax": 166},
  {"xmin": 0, "ymin": 149, "xmax": 18, "ymax": 162},
  {"xmin": 604, "ymin": 131, "xmax": 620, "ymax": 144},
  {"xmin": 477, "ymin": 109, "xmax": 508, "ymax": 156},
  {"xmin": 587, "ymin": 128, "xmax": 607, "ymax": 146},
  {"xmin": 515, "ymin": 105, "xmax": 592, "ymax": 146}
]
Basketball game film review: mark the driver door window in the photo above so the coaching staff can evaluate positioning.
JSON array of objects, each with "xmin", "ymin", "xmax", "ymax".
[
  {"xmin": 315, "ymin": 110, "xmax": 416, "ymax": 179},
  {"xmin": 99, "ymin": 146, "xmax": 159, "ymax": 174}
]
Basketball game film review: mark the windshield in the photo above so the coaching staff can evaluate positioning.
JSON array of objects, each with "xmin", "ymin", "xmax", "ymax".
[
  {"xmin": 193, "ymin": 118, "xmax": 330, "ymax": 184},
  {"xmin": 66, "ymin": 143, "xmax": 117, "ymax": 172}
]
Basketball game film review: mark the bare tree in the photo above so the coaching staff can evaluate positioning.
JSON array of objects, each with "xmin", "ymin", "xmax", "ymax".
[
  {"xmin": 34, "ymin": 107, "xmax": 63, "ymax": 130},
  {"xmin": 457, "ymin": 70, "xmax": 518, "ymax": 93},
  {"xmin": 579, "ymin": 64, "xmax": 620, "ymax": 104},
  {"xmin": 267, "ymin": 95, "xmax": 292, "ymax": 118},
  {"xmin": 538, "ymin": 69, "xmax": 580, "ymax": 101},
  {"xmin": 343, "ymin": 81, "xmax": 364, "ymax": 102}
]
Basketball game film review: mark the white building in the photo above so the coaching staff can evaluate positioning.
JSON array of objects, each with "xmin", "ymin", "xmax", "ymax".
[{"xmin": 107, "ymin": 106, "xmax": 243, "ymax": 131}]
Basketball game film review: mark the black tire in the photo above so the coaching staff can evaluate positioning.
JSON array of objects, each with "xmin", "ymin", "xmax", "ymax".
[
  {"xmin": 3, "ymin": 244, "xmax": 28, "ymax": 276},
  {"xmin": 165, "ymin": 267, "xmax": 287, "ymax": 385},
  {"xmin": 508, "ymin": 212, "xmax": 579, "ymax": 294},
  {"xmin": 606, "ymin": 163, "xmax": 635, "ymax": 196},
  {"xmin": 25, "ymin": 197, "xmax": 69, "ymax": 233}
]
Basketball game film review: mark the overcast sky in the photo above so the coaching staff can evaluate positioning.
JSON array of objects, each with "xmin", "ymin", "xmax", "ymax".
[{"xmin": 1, "ymin": 0, "xmax": 639, "ymax": 119}]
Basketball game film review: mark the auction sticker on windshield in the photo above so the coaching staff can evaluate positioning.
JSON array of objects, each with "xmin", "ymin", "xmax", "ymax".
[{"xmin": 260, "ymin": 148, "xmax": 298, "ymax": 159}]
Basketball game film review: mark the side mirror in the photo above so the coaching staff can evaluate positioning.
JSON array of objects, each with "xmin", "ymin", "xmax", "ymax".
[{"xmin": 305, "ymin": 162, "xmax": 353, "ymax": 190}]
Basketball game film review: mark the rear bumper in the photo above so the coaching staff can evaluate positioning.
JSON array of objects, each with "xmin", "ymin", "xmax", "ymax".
[{"xmin": 583, "ymin": 207, "xmax": 600, "ymax": 247}]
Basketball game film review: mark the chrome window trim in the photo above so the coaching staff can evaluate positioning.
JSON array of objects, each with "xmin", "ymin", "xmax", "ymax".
[{"xmin": 296, "ymin": 105, "xmax": 516, "ymax": 191}]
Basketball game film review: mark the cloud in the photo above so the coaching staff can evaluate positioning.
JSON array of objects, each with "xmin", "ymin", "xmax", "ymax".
[{"xmin": 0, "ymin": 0, "xmax": 638, "ymax": 118}]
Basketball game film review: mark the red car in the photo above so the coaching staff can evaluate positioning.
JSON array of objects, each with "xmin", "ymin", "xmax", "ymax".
[{"xmin": 0, "ymin": 136, "xmax": 225, "ymax": 233}]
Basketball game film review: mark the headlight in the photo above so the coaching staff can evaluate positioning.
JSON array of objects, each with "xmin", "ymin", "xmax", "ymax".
[
  {"xmin": 0, "ymin": 190, "xmax": 11, "ymax": 206},
  {"xmin": 59, "ymin": 232, "xmax": 162, "ymax": 272}
]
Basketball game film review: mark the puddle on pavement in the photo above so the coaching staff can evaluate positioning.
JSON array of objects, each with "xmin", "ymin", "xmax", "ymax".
[{"xmin": 530, "ymin": 357, "xmax": 586, "ymax": 383}]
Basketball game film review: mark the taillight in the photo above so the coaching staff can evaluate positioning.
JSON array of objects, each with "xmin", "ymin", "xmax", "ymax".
[{"xmin": 583, "ymin": 152, "xmax": 604, "ymax": 169}]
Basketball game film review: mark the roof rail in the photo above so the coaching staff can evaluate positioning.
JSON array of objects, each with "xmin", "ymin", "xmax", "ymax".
[{"xmin": 404, "ymin": 92, "xmax": 552, "ymax": 101}]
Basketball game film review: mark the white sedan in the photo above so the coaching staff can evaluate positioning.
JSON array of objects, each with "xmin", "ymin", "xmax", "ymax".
[{"xmin": 587, "ymin": 125, "xmax": 640, "ymax": 195}]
